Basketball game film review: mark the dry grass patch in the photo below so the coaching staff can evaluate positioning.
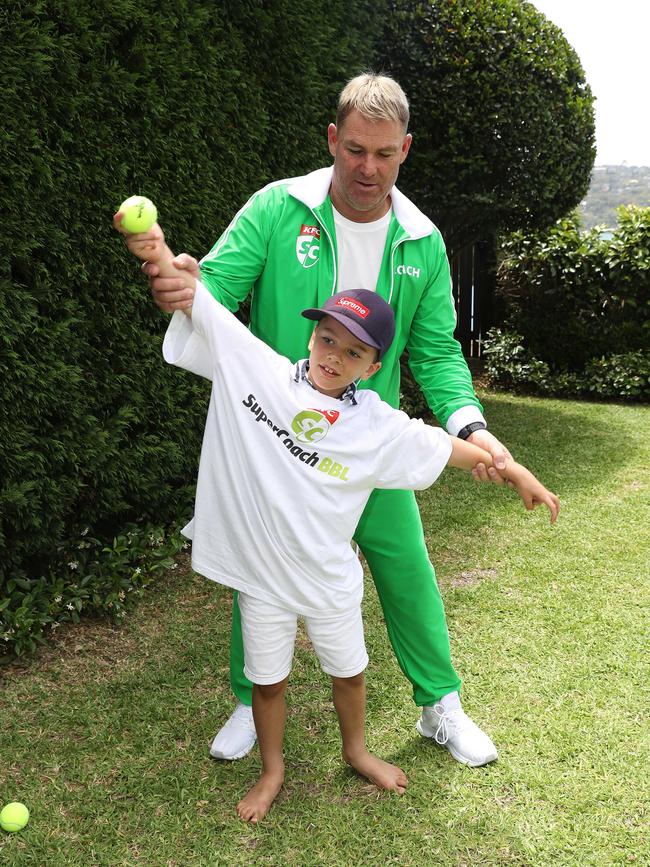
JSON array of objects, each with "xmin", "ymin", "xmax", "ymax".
[{"xmin": 448, "ymin": 567, "xmax": 499, "ymax": 588}]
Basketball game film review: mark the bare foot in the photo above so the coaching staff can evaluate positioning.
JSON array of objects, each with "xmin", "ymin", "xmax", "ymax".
[
  {"xmin": 344, "ymin": 750, "xmax": 408, "ymax": 794},
  {"xmin": 236, "ymin": 771, "xmax": 284, "ymax": 823}
]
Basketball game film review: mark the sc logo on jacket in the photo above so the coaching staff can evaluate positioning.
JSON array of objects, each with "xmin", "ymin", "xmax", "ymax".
[{"xmin": 296, "ymin": 224, "xmax": 320, "ymax": 269}]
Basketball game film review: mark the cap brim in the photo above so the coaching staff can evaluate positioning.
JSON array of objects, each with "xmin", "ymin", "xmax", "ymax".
[{"xmin": 301, "ymin": 307, "xmax": 326, "ymax": 322}]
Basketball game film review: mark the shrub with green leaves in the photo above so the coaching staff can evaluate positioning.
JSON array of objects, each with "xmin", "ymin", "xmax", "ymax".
[
  {"xmin": 485, "ymin": 209, "xmax": 650, "ymax": 404},
  {"xmin": 484, "ymin": 329, "xmax": 650, "ymax": 400},
  {"xmin": 1, "ymin": 521, "xmax": 187, "ymax": 659},
  {"xmin": 495, "ymin": 206, "xmax": 649, "ymax": 372}
]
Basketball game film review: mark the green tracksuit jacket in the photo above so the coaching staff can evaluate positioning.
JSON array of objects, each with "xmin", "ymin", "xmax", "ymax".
[
  {"xmin": 193, "ymin": 166, "xmax": 484, "ymax": 706},
  {"xmin": 200, "ymin": 166, "xmax": 483, "ymax": 426}
]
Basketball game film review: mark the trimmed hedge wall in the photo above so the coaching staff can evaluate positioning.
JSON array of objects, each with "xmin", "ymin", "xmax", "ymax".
[
  {"xmin": 377, "ymin": 0, "xmax": 595, "ymax": 254},
  {"xmin": 1, "ymin": 2, "xmax": 382, "ymax": 593}
]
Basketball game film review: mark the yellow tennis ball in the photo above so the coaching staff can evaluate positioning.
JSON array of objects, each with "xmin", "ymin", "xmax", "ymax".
[
  {"xmin": 118, "ymin": 195, "xmax": 158, "ymax": 233},
  {"xmin": 0, "ymin": 802, "xmax": 30, "ymax": 833}
]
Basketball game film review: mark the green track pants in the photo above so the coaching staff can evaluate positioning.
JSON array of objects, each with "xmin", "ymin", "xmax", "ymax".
[{"xmin": 229, "ymin": 487, "xmax": 461, "ymax": 707}]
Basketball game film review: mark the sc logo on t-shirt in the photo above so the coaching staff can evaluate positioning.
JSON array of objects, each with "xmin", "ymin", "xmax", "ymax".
[
  {"xmin": 296, "ymin": 224, "xmax": 320, "ymax": 269},
  {"xmin": 291, "ymin": 409, "xmax": 339, "ymax": 444}
]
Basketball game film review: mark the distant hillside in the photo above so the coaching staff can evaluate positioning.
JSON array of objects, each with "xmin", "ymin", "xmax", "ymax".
[{"xmin": 579, "ymin": 164, "xmax": 650, "ymax": 230}]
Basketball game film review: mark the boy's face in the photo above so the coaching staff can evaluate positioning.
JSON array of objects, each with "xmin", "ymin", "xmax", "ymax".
[{"xmin": 307, "ymin": 315, "xmax": 381, "ymax": 398}]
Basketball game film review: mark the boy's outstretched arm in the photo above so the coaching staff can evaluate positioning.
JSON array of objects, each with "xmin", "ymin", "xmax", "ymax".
[
  {"xmin": 447, "ymin": 437, "xmax": 560, "ymax": 524},
  {"xmin": 113, "ymin": 213, "xmax": 195, "ymax": 319}
]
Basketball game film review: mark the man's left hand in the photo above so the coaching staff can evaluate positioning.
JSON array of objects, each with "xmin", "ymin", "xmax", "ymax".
[{"xmin": 467, "ymin": 429, "xmax": 513, "ymax": 483}]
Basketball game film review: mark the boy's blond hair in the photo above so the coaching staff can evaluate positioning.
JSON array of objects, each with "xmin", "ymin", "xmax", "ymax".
[{"xmin": 336, "ymin": 73, "xmax": 410, "ymax": 131}]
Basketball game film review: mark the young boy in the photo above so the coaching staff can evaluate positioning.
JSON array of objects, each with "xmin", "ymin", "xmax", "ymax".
[{"xmin": 115, "ymin": 216, "xmax": 559, "ymax": 823}]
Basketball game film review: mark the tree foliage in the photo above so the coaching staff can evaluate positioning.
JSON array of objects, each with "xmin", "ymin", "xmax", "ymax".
[{"xmin": 377, "ymin": 0, "xmax": 596, "ymax": 253}]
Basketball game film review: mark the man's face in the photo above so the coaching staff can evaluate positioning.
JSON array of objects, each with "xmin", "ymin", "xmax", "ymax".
[
  {"xmin": 307, "ymin": 316, "xmax": 381, "ymax": 399},
  {"xmin": 327, "ymin": 109, "xmax": 412, "ymax": 223}
]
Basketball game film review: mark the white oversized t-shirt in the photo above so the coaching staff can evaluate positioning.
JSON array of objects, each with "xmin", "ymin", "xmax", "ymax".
[{"xmin": 163, "ymin": 283, "xmax": 453, "ymax": 618}]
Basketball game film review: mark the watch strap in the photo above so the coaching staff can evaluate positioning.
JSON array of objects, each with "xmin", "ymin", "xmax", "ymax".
[{"xmin": 456, "ymin": 421, "xmax": 487, "ymax": 440}]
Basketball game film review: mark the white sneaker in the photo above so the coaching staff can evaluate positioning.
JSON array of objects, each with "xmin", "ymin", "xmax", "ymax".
[
  {"xmin": 209, "ymin": 702, "xmax": 257, "ymax": 760},
  {"xmin": 416, "ymin": 691, "xmax": 498, "ymax": 767}
]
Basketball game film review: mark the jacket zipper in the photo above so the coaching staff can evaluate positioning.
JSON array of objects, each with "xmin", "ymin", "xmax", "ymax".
[
  {"xmin": 310, "ymin": 207, "xmax": 338, "ymax": 296},
  {"xmin": 389, "ymin": 235, "xmax": 409, "ymax": 304}
]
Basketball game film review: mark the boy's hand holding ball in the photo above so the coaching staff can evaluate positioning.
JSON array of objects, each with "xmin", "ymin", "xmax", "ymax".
[
  {"xmin": 114, "ymin": 195, "xmax": 167, "ymax": 267},
  {"xmin": 114, "ymin": 196, "xmax": 196, "ymax": 300}
]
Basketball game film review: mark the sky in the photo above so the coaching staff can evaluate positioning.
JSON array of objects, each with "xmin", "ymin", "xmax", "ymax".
[{"xmin": 531, "ymin": 0, "xmax": 650, "ymax": 166}]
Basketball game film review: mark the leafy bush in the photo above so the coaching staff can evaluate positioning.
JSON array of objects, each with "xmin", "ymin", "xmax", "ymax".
[
  {"xmin": 484, "ymin": 330, "xmax": 650, "ymax": 402},
  {"xmin": 482, "ymin": 330, "xmax": 552, "ymax": 392},
  {"xmin": 485, "ymin": 205, "xmax": 650, "ymax": 399},
  {"xmin": 497, "ymin": 207, "xmax": 649, "ymax": 370},
  {"xmin": 583, "ymin": 352, "xmax": 650, "ymax": 400},
  {"xmin": 1, "ymin": 521, "xmax": 187, "ymax": 660}
]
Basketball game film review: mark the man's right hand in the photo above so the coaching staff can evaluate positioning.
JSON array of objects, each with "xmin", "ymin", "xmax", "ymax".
[{"xmin": 142, "ymin": 253, "xmax": 200, "ymax": 312}]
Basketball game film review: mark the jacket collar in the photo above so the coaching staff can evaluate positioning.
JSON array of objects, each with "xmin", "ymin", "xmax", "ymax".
[{"xmin": 287, "ymin": 166, "xmax": 435, "ymax": 240}]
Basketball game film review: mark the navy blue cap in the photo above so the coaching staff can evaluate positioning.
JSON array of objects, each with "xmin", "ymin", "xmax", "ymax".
[{"xmin": 301, "ymin": 289, "xmax": 395, "ymax": 359}]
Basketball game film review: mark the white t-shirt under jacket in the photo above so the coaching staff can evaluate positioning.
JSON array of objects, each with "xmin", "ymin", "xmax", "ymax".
[{"xmin": 163, "ymin": 282, "xmax": 453, "ymax": 619}]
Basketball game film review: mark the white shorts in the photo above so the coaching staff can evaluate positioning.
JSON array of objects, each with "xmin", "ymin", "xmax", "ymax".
[{"xmin": 238, "ymin": 592, "xmax": 369, "ymax": 685}]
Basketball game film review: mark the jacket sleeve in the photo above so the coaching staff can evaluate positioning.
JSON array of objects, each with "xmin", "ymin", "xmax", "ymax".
[
  {"xmin": 198, "ymin": 185, "xmax": 275, "ymax": 312},
  {"xmin": 406, "ymin": 231, "xmax": 484, "ymax": 431}
]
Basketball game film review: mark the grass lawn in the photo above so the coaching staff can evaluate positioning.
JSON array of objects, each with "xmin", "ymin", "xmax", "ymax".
[{"xmin": 1, "ymin": 391, "xmax": 648, "ymax": 866}]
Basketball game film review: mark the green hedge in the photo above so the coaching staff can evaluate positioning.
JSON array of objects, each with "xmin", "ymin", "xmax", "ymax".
[
  {"xmin": 0, "ymin": 0, "xmax": 382, "ymax": 655},
  {"xmin": 484, "ymin": 206, "xmax": 650, "ymax": 399}
]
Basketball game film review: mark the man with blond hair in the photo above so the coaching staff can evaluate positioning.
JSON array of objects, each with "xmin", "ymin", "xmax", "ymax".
[{"xmin": 144, "ymin": 72, "xmax": 511, "ymax": 768}]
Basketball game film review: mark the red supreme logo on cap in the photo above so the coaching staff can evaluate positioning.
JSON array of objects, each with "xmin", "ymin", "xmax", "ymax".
[{"xmin": 335, "ymin": 296, "xmax": 370, "ymax": 318}]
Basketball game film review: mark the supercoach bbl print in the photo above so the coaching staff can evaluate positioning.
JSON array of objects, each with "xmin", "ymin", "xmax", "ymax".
[{"xmin": 242, "ymin": 394, "xmax": 350, "ymax": 481}]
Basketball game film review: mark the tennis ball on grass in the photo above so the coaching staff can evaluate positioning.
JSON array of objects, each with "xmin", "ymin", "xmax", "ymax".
[
  {"xmin": 0, "ymin": 802, "xmax": 30, "ymax": 832},
  {"xmin": 118, "ymin": 195, "xmax": 158, "ymax": 233}
]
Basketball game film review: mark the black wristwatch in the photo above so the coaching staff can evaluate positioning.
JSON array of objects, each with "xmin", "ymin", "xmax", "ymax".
[{"xmin": 456, "ymin": 421, "xmax": 487, "ymax": 440}]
